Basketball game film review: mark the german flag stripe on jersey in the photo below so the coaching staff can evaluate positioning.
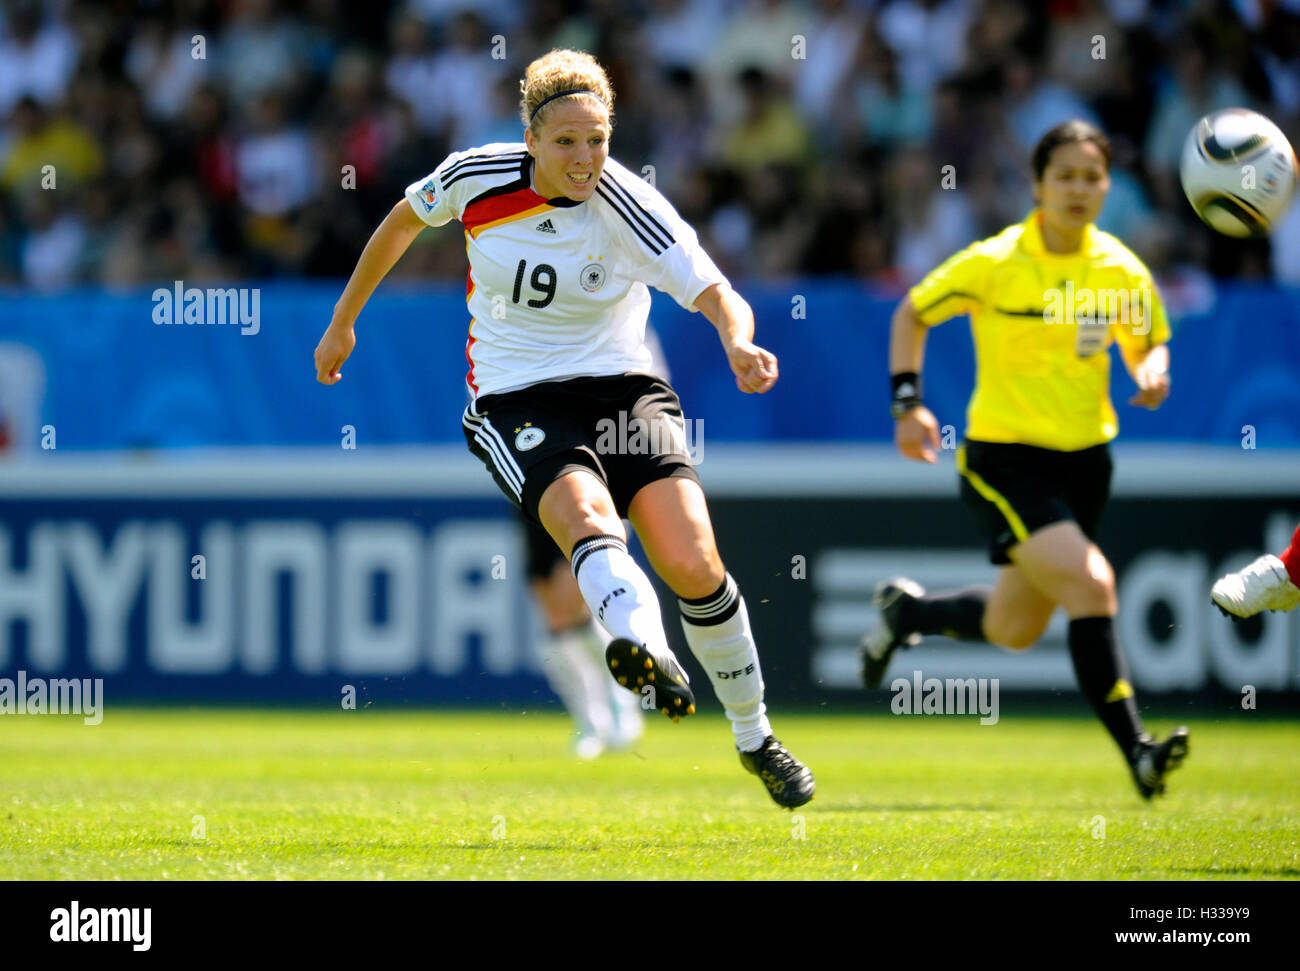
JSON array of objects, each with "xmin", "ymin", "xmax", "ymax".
[
  {"xmin": 463, "ymin": 189, "xmax": 554, "ymax": 240},
  {"xmin": 464, "ymin": 318, "xmax": 480, "ymax": 394},
  {"xmin": 465, "ymin": 274, "xmax": 478, "ymax": 393}
]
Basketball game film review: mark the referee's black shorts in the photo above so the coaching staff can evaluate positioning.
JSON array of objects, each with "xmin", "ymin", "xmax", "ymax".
[
  {"xmin": 462, "ymin": 372, "xmax": 700, "ymax": 528},
  {"xmin": 957, "ymin": 439, "xmax": 1113, "ymax": 565}
]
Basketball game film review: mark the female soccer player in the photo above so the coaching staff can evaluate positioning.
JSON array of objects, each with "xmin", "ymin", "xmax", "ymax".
[
  {"xmin": 523, "ymin": 326, "xmax": 671, "ymax": 761},
  {"xmin": 862, "ymin": 120, "xmax": 1188, "ymax": 800},
  {"xmin": 313, "ymin": 49, "xmax": 814, "ymax": 808}
]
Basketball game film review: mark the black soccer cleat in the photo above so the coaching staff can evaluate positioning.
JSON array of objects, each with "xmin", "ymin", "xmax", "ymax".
[
  {"xmin": 738, "ymin": 736, "xmax": 816, "ymax": 809},
  {"xmin": 860, "ymin": 577, "xmax": 926, "ymax": 689},
  {"xmin": 1129, "ymin": 726, "xmax": 1190, "ymax": 800},
  {"xmin": 605, "ymin": 637, "xmax": 695, "ymax": 722}
]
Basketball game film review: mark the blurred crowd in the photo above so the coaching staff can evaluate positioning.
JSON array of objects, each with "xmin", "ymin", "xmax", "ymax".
[{"xmin": 2, "ymin": 0, "xmax": 1300, "ymax": 298}]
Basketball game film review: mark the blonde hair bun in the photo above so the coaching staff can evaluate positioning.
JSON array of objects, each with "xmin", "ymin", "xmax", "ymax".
[{"xmin": 520, "ymin": 49, "xmax": 614, "ymax": 130}]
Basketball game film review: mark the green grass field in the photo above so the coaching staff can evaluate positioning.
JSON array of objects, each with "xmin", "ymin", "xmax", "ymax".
[{"xmin": 2, "ymin": 708, "xmax": 1297, "ymax": 880}]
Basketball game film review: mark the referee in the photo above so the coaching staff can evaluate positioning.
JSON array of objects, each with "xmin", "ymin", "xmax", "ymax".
[
  {"xmin": 314, "ymin": 49, "xmax": 813, "ymax": 808},
  {"xmin": 864, "ymin": 120, "xmax": 1189, "ymax": 800}
]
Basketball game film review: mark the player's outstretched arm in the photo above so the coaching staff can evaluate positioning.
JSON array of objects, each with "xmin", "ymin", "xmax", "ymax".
[
  {"xmin": 694, "ymin": 282, "xmax": 778, "ymax": 394},
  {"xmin": 314, "ymin": 199, "xmax": 428, "ymax": 385},
  {"xmin": 890, "ymin": 296, "xmax": 940, "ymax": 464},
  {"xmin": 1120, "ymin": 342, "xmax": 1170, "ymax": 410}
]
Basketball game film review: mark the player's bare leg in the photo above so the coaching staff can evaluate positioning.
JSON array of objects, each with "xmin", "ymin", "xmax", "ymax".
[
  {"xmin": 628, "ymin": 476, "xmax": 814, "ymax": 808},
  {"xmin": 861, "ymin": 566, "xmax": 1055, "ymax": 689},
  {"xmin": 983, "ymin": 566, "xmax": 1056, "ymax": 648},
  {"xmin": 539, "ymin": 469, "xmax": 695, "ymax": 721},
  {"xmin": 1211, "ymin": 523, "xmax": 1300, "ymax": 619},
  {"xmin": 1009, "ymin": 522, "xmax": 1187, "ymax": 799}
]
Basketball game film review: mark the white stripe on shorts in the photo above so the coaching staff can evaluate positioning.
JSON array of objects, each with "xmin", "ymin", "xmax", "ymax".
[
  {"xmin": 465, "ymin": 422, "xmax": 523, "ymax": 499},
  {"xmin": 463, "ymin": 407, "xmax": 525, "ymax": 498}
]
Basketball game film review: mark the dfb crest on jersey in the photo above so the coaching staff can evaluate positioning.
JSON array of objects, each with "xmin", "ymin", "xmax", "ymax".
[
  {"xmin": 580, "ymin": 262, "xmax": 607, "ymax": 292},
  {"xmin": 514, "ymin": 422, "xmax": 545, "ymax": 450}
]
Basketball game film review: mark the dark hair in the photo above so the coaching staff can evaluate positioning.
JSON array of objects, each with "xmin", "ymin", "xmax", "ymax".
[{"xmin": 1031, "ymin": 120, "xmax": 1112, "ymax": 180}]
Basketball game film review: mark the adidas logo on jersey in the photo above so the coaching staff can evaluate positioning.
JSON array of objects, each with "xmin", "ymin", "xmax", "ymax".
[{"xmin": 536, "ymin": 218, "xmax": 556, "ymax": 234}]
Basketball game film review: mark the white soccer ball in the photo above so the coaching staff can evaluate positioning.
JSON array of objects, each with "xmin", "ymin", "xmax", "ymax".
[{"xmin": 1179, "ymin": 108, "xmax": 1298, "ymax": 237}]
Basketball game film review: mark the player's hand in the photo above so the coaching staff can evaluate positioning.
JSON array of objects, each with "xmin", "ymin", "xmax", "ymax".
[
  {"xmin": 1128, "ymin": 366, "xmax": 1169, "ymax": 410},
  {"xmin": 315, "ymin": 321, "xmax": 356, "ymax": 385},
  {"xmin": 895, "ymin": 406, "xmax": 941, "ymax": 464},
  {"xmin": 725, "ymin": 339, "xmax": 778, "ymax": 394}
]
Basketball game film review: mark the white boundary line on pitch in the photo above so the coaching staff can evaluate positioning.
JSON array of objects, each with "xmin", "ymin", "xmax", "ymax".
[{"xmin": 0, "ymin": 444, "xmax": 1295, "ymax": 498}]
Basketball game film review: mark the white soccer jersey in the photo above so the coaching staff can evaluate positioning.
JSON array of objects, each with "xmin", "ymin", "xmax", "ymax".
[{"xmin": 404, "ymin": 143, "xmax": 726, "ymax": 399}]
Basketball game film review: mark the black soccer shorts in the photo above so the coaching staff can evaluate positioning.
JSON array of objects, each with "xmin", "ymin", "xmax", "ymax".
[
  {"xmin": 519, "ymin": 510, "xmax": 564, "ymax": 581},
  {"xmin": 957, "ymin": 439, "xmax": 1113, "ymax": 565},
  {"xmin": 462, "ymin": 373, "xmax": 701, "ymax": 528}
]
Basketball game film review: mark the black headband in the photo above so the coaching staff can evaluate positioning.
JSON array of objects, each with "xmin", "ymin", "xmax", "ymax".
[{"xmin": 529, "ymin": 89, "xmax": 598, "ymax": 122}]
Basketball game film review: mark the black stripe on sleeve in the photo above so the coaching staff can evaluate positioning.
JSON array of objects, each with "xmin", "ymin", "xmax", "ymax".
[
  {"xmin": 596, "ymin": 184, "xmax": 669, "ymax": 256},
  {"xmin": 442, "ymin": 164, "xmax": 528, "ymax": 191},
  {"xmin": 441, "ymin": 150, "xmax": 528, "ymax": 183},
  {"xmin": 992, "ymin": 306, "xmax": 1052, "ymax": 318},
  {"xmin": 600, "ymin": 172, "xmax": 675, "ymax": 247},
  {"xmin": 915, "ymin": 291, "xmax": 979, "ymax": 316}
]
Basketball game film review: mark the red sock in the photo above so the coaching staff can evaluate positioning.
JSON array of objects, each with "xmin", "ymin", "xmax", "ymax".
[{"xmin": 1280, "ymin": 523, "xmax": 1300, "ymax": 588}]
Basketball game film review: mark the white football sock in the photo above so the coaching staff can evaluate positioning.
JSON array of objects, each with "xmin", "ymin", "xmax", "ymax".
[
  {"xmin": 570, "ymin": 535, "xmax": 679, "ymax": 667},
  {"xmin": 582, "ymin": 618, "xmax": 645, "ymax": 746},
  {"xmin": 579, "ymin": 615, "xmax": 613, "ymax": 664},
  {"xmin": 679, "ymin": 573, "xmax": 772, "ymax": 752},
  {"xmin": 537, "ymin": 625, "xmax": 613, "ymax": 746}
]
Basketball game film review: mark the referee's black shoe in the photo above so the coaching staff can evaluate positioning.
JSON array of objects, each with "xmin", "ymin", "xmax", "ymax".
[
  {"xmin": 860, "ymin": 578, "xmax": 925, "ymax": 689},
  {"xmin": 605, "ymin": 637, "xmax": 696, "ymax": 722},
  {"xmin": 1129, "ymin": 727, "xmax": 1190, "ymax": 800},
  {"xmin": 739, "ymin": 736, "xmax": 816, "ymax": 809}
]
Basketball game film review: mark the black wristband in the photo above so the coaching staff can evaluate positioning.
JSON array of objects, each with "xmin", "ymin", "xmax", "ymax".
[{"xmin": 890, "ymin": 371, "xmax": 922, "ymax": 419}]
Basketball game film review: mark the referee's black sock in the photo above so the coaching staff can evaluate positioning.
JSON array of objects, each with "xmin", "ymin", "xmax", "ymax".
[
  {"xmin": 898, "ymin": 587, "xmax": 990, "ymax": 641},
  {"xmin": 1067, "ymin": 616, "xmax": 1145, "ymax": 757}
]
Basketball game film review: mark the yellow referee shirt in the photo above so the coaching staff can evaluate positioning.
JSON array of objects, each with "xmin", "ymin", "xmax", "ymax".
[{"xmin": 909, "ymin": 210, "xmax": 1171, "ymax": 451}]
